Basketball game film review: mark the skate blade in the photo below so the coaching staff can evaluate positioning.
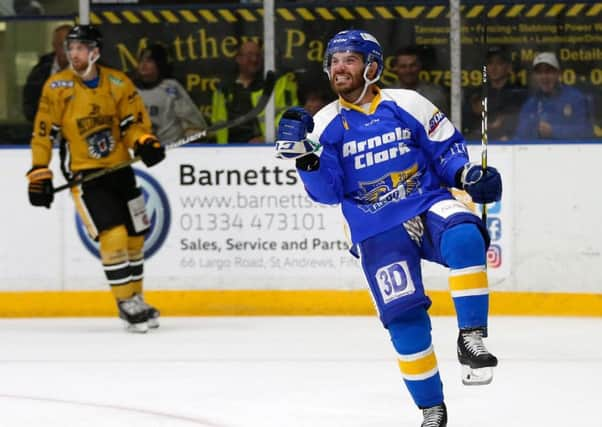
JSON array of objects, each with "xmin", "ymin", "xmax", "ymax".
[
  {"xmin": 461, "ymin": 365, "xmax": 493, "ymax": 386},
  {"xmin": 147, "ymin": 317, "xmax": 160, "ymax": 329},
  {"xmin": 122, "ymin": 321, "xmax": 149, "ymax": 334}
]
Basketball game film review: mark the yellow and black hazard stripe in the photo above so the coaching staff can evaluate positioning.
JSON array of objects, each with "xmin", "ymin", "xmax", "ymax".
[{"xmin": 90, "ymin": 3, "xmax": 602, "ymax": 25}]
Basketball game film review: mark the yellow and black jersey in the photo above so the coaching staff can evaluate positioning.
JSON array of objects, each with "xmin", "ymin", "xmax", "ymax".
[{"xmin": 30, "ymin": 65, "xmax": 152, "ymax": 174}]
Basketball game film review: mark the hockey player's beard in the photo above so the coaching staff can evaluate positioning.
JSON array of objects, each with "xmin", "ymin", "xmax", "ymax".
[
  {"xmin": 71, "ymin": 61, "xmax": 88, "ymax": 75},
  {"xmin": 330, "ymin": 74, "xmax": 363, "ymax": 103},
  {"xmin": 68, "ymin": 51, "xmax": 99, "ymax": 80}
]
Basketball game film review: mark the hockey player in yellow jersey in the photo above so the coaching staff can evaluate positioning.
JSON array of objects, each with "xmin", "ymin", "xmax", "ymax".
[{"xmin": 26, "ymin": 25, "xmax": 165, "ymax": 333}]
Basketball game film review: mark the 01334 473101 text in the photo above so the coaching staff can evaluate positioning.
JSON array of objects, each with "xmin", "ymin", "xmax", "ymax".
[{"xmin": 178, "ymin": 212, "xmax": 327, "ymax": 232}]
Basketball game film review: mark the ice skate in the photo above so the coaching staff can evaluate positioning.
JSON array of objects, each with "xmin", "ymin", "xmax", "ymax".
[
  {"xmin": 133, "ymin": 294, "xmax": 160, "ymax": 329},
  {"xmin": 117, "ymin": 295, "xmax": 150, "ymax": 333},
  {"xmin": 457, "ymin": 328, "xmax": 498, "ymax": 385},
  {"xmin": 421, "ymin": 402, "xmax": 447, "ymax": 427}
]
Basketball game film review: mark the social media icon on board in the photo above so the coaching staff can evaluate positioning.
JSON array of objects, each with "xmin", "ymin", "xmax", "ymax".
[
  {"xmin": 481, "ymin": 200, "xmax": 501, "ymax": 214},
  {"xmin": 487, "ymin": 244, "xmax": 502, "ymax": 268},
  {"xmin": 487, "ymin": 218, "xmax": 502, "ymax": 241}
]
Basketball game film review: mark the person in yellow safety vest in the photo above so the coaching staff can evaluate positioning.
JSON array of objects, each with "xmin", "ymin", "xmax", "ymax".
[{"xmin": 211, "ymin": 40, "xmax": 298, "ymax": 143}]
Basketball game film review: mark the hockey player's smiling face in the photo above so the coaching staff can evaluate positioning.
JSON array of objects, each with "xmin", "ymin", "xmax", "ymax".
[{"xmin": 329, "ymin": 52, "xmax": 366, "ymax": 99}]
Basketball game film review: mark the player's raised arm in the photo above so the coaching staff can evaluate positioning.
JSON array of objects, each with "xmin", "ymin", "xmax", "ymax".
[
  {"xmin": 275, "ymin": 107, "xmax": 320, "ymax": 162},
  {"xmin": 275, "ymin": 106, "xmax": 344, "ymax": 205}
]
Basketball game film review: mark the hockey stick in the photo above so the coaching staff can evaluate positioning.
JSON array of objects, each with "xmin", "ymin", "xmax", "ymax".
[
  {"xmin": 53, "ymin": 70, "xmax": 277, "ymax": 194},
  {"xmin": 480, "ymin": 12, "xmax": 489, "ymax": 223}
]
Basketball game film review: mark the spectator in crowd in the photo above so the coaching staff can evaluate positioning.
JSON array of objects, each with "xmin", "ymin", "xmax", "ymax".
[
  {"xmin": 302, "ymin": 88, "xmax": 332, "ymax": 116},
  {"xmin": 133, "ymin": 43, "xmax": 207, "ymax": 144},
  {"xmin": 389, "ymin": 45, "xmax": 449, "ymax": 115},
  {"xmin": 297, "ymin": 71, "xmax": 334, "ymax": 116},
  {"xmin": 515, "ymin": 52, "xmax": 593, "ymax": 139},
  {"xmin": 22, "ymin": 24, "xmax": 72, "ymax": 122},
  {"xmin": 211, "ymin": 40, "xmax": 298, "ymax": 143},
  {"xmin": 1, "ymin": 0, "xmax": 43, "ymax": 15},
  {"xmin": 462, "ymin": 46, "xmax": 527, "ymax": 141},
  {"xmin": 14, "ymin": 0, "xmax": 43, "ymax": 14}
]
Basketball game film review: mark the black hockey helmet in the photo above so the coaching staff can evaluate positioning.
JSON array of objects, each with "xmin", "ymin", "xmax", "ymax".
[{"xmin": 66, "ymin": 25, "xmax": 103, "ymax": 50}]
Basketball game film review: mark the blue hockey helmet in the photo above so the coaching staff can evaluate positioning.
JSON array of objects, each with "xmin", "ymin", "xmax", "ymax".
[{"xmin": 323, "ymin": 30, "xmax": 384, "ymax": 81}]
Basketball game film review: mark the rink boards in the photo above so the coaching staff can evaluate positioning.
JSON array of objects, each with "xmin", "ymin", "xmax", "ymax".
[{"xmin": 1, "ymin": 143, "xmax": 601, "ymax": 317}]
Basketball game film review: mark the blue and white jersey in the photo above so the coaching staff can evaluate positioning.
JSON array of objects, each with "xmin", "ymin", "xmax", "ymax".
[{"xmin": 298, "ymin": 88, "xmax": 469, "ymax": 243}]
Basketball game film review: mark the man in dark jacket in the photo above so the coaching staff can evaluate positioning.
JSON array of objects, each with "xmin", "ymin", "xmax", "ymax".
[
  {"xmin": 22, "ymin": 24, "xmax": 71, "ymax": 121},
  {"xmin": 462, "ymin": 46, "xmax": 527, "ymax": 141}
]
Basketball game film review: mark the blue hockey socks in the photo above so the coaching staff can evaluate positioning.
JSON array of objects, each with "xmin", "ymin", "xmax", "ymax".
[
  {"xmin": 440, "ymin": 223, "xmax": 489, "ymax": 330},
  {"xmin": 388, "ymin": 307, "xmax": 444, "ymax": 408}
]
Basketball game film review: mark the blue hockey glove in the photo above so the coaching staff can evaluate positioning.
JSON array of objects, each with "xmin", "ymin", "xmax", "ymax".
[
  {"xmin": 458, "ymin": 163, "xmax": 502, "ymax": 204},
  {"xmin": 279, "ymin": 107, "xmax": 315, "ymax": 139},
  {"xmin": 275, "ymin": 107, "xmax": 319, "ymax": 160}
]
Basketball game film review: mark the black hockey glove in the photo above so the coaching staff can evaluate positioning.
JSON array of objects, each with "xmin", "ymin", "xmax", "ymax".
[
  {"xmin": 456, "ymin": 163, "xmax": 502, "ymax": 204},
  {"xmin": 295, "ymin": 153, "xmax": 320, "ymax": 172},
  {"xmin": 26, "ymin": 166, "xmax": 54, "ymax": 208},
  {"xmin": 134, "ymin": 134, "xmax": 165, "ymax": 167}
]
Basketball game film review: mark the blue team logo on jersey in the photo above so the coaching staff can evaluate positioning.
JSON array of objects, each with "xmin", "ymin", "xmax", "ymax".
[
  {"xmin": 354, "ymin": 165, "xmax": 420, "ymax": 213},
  {"xmin": 86, "ymin": 129, "xmax": 115, "ymax": 159},
  {"xmin": 75, "ymin": 168, "xmax": 171, "ymax": 260}
]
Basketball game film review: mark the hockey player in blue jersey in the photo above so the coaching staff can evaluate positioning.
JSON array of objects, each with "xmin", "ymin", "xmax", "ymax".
[{"xmin": 275, "ymin": 30, "xmax": 502, "ymax": 427}]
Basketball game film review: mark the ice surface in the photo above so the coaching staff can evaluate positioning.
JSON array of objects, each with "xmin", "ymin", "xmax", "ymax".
[{"xmin": 0, "ymin": 316, "xmax": 599, "ymax": 426}]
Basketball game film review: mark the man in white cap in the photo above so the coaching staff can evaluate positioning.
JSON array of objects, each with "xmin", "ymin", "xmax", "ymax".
[{"xmin": 515, "ymin": 51, "xmax": 593, "ymax": 139}]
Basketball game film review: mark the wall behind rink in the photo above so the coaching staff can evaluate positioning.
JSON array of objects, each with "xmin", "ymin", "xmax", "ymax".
[{"xmin": 1, "ymin": 144, "xmax": 600, "ymax": 317}]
